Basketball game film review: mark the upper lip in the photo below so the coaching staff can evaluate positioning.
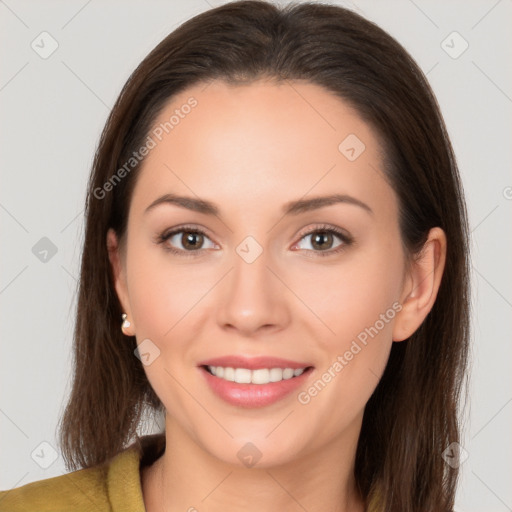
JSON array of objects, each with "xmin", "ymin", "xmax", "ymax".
[{"xmin": 198, "ymin": 355, "xmax": 313, "ymax": 370}]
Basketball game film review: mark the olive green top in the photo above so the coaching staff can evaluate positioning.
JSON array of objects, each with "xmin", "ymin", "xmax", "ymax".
[{"xmin": 0, "ymin": 433, "xmax": 166, "ymax": 512}]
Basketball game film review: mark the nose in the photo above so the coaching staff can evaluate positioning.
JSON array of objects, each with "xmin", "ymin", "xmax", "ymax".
[{"xmin": 216, "ymin": 244, "xmax": 291, "ymax": 337}]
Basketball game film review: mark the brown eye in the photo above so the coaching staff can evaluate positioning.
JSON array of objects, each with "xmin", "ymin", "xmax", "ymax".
[
  {"xmin": 292, "ymin": 225, "xmax": 353, "ymax": 257},
  {"xmin": 157, "ymin": 226, "xmax": 217, "ymax": 256},
  {"xmin": 180, "ymin": 231, "xmax": 205, "ymax": 250},
  {"xmin": 310, "ymin": 231, "xmax": 335, "ymax": 251}
]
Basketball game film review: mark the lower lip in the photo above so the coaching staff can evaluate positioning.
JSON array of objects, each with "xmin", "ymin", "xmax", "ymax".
[{"xmin": 199, "ymin": 366, "xmax": 313, "ymax": 408}]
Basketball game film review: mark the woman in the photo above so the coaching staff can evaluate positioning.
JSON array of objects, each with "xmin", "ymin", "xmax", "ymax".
[{"xmin": 0, "ymin": 1, "xmax": 470, "ymax": 511}]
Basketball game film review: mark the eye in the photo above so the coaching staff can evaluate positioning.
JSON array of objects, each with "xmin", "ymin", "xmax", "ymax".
[
  {"xmin": 156, "ymin": 225, "xmax": 216, "ymax": 256},
  {"xmin": 292, "ymin": 224, "xmax": 353, "ymax": 257},
  {"xmin": 156, "ymin": 223, "xmax": 353, "ymax": 258}
]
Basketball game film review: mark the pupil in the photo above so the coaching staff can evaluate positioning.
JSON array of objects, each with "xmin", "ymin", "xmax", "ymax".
[
  {"xmin": 313, "ymin": 232, "xmax": 331, "ymax": 250},
  {"xmin": 184, "ymin": 232, "xmax": 202, "ymax": 249}
]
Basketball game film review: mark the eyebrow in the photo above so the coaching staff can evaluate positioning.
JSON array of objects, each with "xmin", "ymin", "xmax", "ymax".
[{"xmin": 144, "ymin": 192, "xmax": 373, "ymax": 217}]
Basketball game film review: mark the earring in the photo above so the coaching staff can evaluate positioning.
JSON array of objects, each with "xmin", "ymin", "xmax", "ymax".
[{"xmin": 121, "ymin": 313, "xmax": 131, "ymax": 332}]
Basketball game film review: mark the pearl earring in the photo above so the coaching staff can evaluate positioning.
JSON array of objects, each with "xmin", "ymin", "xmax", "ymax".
[{"xmin": 121, "ymin": 313, "xmax": 131, "ymax": 331}]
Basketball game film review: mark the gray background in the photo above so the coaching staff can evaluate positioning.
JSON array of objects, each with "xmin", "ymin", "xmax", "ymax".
[{"xmin": 1, "ymin": 1, "xmax": 511, "ymax": 510}]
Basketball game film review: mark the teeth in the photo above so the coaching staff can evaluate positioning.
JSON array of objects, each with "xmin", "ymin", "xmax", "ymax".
[{"xmin": 207, "ymin": 366, "xmax": 306, "ymax": 384}]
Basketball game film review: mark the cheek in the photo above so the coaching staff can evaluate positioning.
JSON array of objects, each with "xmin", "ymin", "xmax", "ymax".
[
  {"xmin": 304, "ymin": 246, "xmax": 403, "ymax": 339},
  {"xmin": 291, "ymin": 255, "xmax": 402, "ymax": 430},
  {"xmin": 125, "ymin": 238, "xmax": 214, "ymax": 342},
  {"xmin": 299, "ymin": 241, "xmax": 404, "ymax": 388},
  {"xmin": 124, "ymin": 248, "xmax": 208, "ymax": 413}
]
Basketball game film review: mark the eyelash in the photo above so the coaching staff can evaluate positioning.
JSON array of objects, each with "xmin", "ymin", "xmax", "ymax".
[{"xmin": 155, "ymin": 223, "xmax": 353, "ymax": 258}]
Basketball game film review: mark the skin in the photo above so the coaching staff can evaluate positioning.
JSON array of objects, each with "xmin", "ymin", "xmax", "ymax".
[{"xmin": 107, "ymin": 79, "xmax": 446, "ymax": 512}]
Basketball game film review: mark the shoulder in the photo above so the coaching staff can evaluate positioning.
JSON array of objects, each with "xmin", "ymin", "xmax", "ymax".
[
  {"xmin": 0, "ymin": 464, "xmax": 110, "ymax": 512},
  {"xmin": 0, "ymin": 435, "xmax": 160, "ymax": 512}
]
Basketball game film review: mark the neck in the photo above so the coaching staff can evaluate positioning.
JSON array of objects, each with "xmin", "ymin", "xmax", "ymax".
[{"xmin": 143, "ymin": 415, "xmax": 365, "ymax": 512}]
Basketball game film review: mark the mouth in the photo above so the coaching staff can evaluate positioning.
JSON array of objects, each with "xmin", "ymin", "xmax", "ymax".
[{"xmin": 197, "ymin": 356, "xmax": 315, "ymax": 408}]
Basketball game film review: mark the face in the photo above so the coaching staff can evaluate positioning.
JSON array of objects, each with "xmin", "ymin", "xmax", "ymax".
[{"xmin": 109, "ymin": 79, "xmax": 420, "ymax": 468}]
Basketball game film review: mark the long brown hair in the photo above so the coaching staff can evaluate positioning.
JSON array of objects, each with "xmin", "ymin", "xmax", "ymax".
[{"xmin": 57, "ymin": 2, "xmax": 471, "ymax": 510}]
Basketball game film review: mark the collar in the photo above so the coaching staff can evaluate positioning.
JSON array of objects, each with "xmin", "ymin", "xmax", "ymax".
[{"xmin": 107, "ymin": 432, "xmax": 166, "ymax": 511}]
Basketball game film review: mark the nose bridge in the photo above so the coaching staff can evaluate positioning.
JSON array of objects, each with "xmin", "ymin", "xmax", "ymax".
[
  {"xmin": 231, "ymin": 234, "xmax": 277, "ymax": 305},
  {"xmin": 217, "ymin": 233, "xmax": 288, "ymax": 334}
]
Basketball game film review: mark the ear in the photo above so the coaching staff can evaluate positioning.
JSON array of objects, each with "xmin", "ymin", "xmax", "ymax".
[
  {"xmin": 107, "ymin": 228, "xmax": 135, "ymax": 335},
  {"xmin": 392, "ymin": 227, "xmax": 447, "ymax": 342}
]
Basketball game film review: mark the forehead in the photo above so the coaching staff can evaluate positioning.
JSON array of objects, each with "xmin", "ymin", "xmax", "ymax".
[{"xmin": 130, "ymin": 79, "xmax": 395, "ymax": 220}]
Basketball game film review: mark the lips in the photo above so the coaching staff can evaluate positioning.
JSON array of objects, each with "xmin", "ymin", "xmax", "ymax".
[{"xmin": 197, "ymin": 355, "xmax": 314, "ymax": 408}]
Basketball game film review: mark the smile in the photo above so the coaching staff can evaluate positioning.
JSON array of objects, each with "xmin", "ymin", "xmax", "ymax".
[
  {"xmin": 206, "ymin": 366, "xmax": 306, "ymax": 384},
  {"xmin": 198, "ymin": 357, "xmax": 314, "ymax": 408}
]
